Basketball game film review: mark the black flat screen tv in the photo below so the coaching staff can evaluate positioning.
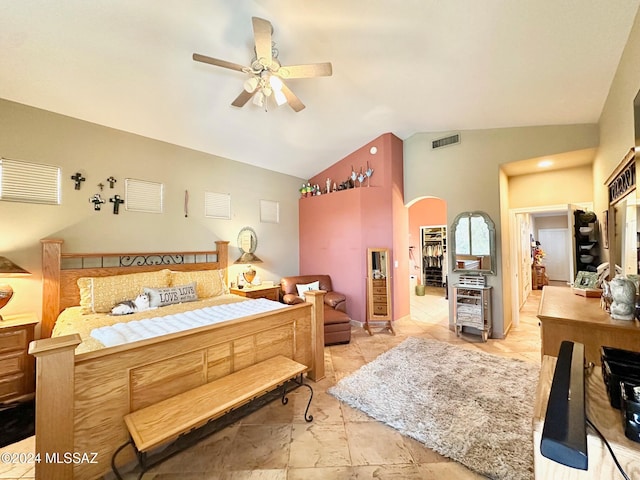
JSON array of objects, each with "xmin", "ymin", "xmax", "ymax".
[{"xmin": 540, "ymin": 341, "xmax": 588, "ymax": 470}]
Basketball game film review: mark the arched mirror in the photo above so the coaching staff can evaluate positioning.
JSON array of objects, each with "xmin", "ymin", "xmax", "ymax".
[
  {"xmin": 365, "ymin": 248, "xmax": 394, "ymax": 335},
  {"xmin": 451, "ymin": 211, "xmax": 496, "ymax": 275}
]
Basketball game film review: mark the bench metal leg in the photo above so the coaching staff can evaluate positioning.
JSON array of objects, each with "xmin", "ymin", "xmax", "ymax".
[
  {"xmin": 111, "ymin": 440, "xmax": 133, "ymax": 480},
  {"xmin": 111, "ymin": 437, "xmax": 151, "ymax": 480},
  {"xmin": 280, "ymin": 374, "xmax": 313, "ymax": 422}
]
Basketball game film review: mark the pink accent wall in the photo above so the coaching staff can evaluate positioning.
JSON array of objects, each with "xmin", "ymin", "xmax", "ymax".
[
  {"xmin": 390, "ymin": 135, "xmax": 409, "ymax": 321},
  {"xmin": 300, "ymin": 133, "xmax": 408, "ymax": 323},
  {"xmin": 408, "ymin": 197, "xmax": 447, "ymax": 249}
]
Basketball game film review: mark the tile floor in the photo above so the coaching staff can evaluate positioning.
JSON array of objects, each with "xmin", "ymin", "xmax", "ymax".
[{"xmin": 0, "ymin": 286, "xmax": 549, "ymax": 480}]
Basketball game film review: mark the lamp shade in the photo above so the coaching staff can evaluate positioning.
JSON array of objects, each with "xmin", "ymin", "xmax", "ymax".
[
  {"xmin": 252, "ymin": 90, "xmax": 265, "ymax": 107},
  {"xmin": 234, "ymin": 252, "xmax": 263, "ymax": 264},
  {"xmin": 274, "ymin": 90, "xmax": 287, "ymax": 106},
  {"xmin": 0, "ymin": 256, "xmax": 30, "ymax": 276},
  {"xmin": 243, "ymin": 76, "xmax": 259, "ymax": 93},
  {"xmin": 0, "ymin": 256, "xmax": 30, "ymax": 319}
]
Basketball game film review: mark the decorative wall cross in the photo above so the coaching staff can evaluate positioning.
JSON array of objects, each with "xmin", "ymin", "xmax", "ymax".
[
  {"xmin": 110, "ymin": 195, "xmax": 125, "ymax": 214},
  {"xmin": 106, "ymin": 176, "xmax": 117, "ymax": 188},
  {"xmin": 90, "ymin": 193, "xmax": 105, "ymax": 211},
  {"xmin": 71, "ymin": 172, "xmax": 86, "ymax": 190}
]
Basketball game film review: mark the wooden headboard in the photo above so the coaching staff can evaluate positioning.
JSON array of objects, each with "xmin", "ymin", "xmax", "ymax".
[{"xmin": 40, "ymin": 239, "xmax": 229, "ymax": 338}]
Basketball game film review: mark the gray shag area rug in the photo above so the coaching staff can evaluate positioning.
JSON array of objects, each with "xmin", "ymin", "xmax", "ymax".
[{"xmin": 329, "ymin": 337, "xmax": 540, "ymax": 480}]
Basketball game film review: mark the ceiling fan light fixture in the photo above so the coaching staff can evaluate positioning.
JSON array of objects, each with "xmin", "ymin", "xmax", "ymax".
[
  {"xmin": 274, "ymin": 90, "xmax": 287, "ymax": 106},
  {"xmin": 269, "ymin": 75, "xmax": 283, "ymax": 91},
  {"xmin": 243, "ymin": 77, "xmax": 259, "ymax": 93},
  {"xmin": 193, "ymin": 16, "xmax": 332, "ymax": 113},
  {"xmin": 252, "ymin": 90, "xmax": 265, "ymax": 107}
]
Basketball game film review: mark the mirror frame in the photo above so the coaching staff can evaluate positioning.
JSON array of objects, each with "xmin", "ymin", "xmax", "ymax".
[
  {"xmin": 366, "ymin": 247, "xmax": 392, "ymax": 322},
  {"xmin": 606, "ymin": 148, "xmax": 637, "ymax": 276},
  {"xmin": 237, "ymin": 226, "xmax": 258, "ymax": 254},
  {"xmin": 451, "ymin": 211, "xmax": 497, "ymax": 275}
]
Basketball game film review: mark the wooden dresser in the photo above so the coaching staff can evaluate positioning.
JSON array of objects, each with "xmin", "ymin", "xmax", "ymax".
[
  {"xmin": 537, "ymin": 286, "xmax": 640, "ymax": 365},
  {"xmin": 533, "ymin": 355, "xmax": 640, "ymax": 479},
  {"xmin": 371, "ymin": 279, "xmax": 388, "ymax": 316},
  {"xmin": 531, "ymin": 265, "xmax": 548, "ymax": 290},
  {"xmin": 0, "ymin": 313, "xmax": 38, "ymax": 403}
]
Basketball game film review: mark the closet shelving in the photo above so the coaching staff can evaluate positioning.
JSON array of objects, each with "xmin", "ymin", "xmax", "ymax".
[
  {"xmin": 421, "ymin": 226, "xmax": 447, "ymax": 287},
  {"xmin": 573, "ymin": 210, "xmax": 599, "ymax": 274}
]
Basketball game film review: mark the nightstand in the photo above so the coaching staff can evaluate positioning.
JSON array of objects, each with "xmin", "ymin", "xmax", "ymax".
[
  {"xmin": 0, "ymin": 313, "xmax": 38, "ymax": 403},
  {"xmin": 230, "ymin": 284, "xmax": 280, "ymax": 301}
]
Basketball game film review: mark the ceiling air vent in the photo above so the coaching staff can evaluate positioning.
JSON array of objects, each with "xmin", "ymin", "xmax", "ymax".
[{"xmin": 432, "ymin": 133, "xmax": 460, "ymax": 149}]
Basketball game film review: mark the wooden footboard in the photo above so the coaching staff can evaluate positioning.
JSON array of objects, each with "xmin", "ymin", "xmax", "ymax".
[
  {"xmin": 30, "ymin": 294, "xmax": 324, "ymax": 480},
  {"xmin": 31, "ymin": 239, "xmax": 325, "ymax": 479}
]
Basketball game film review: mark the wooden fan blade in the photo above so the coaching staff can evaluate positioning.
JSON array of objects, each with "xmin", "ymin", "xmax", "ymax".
[
  {"xmin": 193, "ymin": 53, "xmax": 247, "ymax": 73},
  {"xmin": 252, "ymin": 17, "xmax": 273, "ymax": 68},
  {"xmin": 231, "ymin": 89, "xmax": 255, "ymax": 108},
  {"xmin": 280, "ymin": 83, "xmax": 305, "ymax": 112},
  {"xmin": 278, "ymin": 63, "xmax": 333, "ymax": 79}
]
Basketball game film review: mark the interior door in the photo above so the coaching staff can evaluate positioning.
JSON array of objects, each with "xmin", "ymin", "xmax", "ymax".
[
  {"xmin": 538, "ymin": 228, "xmax": 570, "ymax": 281},
  {"xmin": 513, "ymin": 213, "xmax": 532, "ymax": 309}
]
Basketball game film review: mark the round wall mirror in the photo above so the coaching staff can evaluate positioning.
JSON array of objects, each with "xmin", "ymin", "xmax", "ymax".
[
  {"xmin": 237, "ymin": 227, "xmax": 258, "ymax": 254},
  {"xmin": 235, "ymin": 227, "xmax": 262, "ymax": 263}
]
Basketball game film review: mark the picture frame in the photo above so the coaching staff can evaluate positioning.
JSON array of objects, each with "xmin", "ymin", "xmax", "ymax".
[{"xmin": 574, "ymin": 271, "xmax": 599, "ymax": 289}]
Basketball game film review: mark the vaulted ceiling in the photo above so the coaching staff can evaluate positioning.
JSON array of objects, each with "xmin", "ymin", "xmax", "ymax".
[{"xmin": 1, "ymin": 1, "xmax": 638, "ymax": 179}]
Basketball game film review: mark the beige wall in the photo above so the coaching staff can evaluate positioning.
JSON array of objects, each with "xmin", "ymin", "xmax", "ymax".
[
  {"xmin": 533, "ymin": 215, "xmax": 569, "ymax": 259},
  {"xmin": 508, "ymin": 165, "xmax": 593, "ymax": 209},
  {"xmin": 594, "ymin": 8, "xmax": 640, "ymax": 266},
  {"xmin": 404, "ymin": 124, "xmax": 599, "ymax": 337},
  {"xmin": 0, "ymin": 99, "xmax": 304, "ymax": 321},
  {"xmin": 533, "ymin": 215, "xmax": 568, "ymax": 234}
]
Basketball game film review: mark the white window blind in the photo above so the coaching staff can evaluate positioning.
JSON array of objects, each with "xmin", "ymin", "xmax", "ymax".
[
  {"xmin": 260, "ymin": 199, "xmax": 279, "ymax": 223},
  {"xmin": 204, "ymin": 192, "xmax": 231, "ymax": 219},
  {"xmin": 125, "ymin": 178, "xmax": 163, "ymax": 213},
  {"xmin": 0, "ymin": 157, "xmax": 61, "ymax": 205}
]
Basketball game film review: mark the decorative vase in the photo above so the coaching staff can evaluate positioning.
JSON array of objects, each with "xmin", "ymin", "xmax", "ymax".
[
  {"xmin": 243, "ymin": 265, "xmax": 256, "ymax": 285},
  {"xmin": 609, "ymin": 275, "xmax": 636, "ymax": 321}
]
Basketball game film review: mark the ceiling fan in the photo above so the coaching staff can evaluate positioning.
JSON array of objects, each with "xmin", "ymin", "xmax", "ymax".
[{"xmin": 193, "ymin": 17, "xmax": 332, "ymax": 112}]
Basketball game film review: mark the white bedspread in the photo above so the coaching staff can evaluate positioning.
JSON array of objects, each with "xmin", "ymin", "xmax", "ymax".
[{"xmin": 90, "ymin": 298, "xmax": 288, "ymax": 347}]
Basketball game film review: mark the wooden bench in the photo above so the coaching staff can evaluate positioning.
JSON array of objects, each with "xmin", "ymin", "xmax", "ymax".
[{"xmin": 111, "ymin": 355, "xmax": 313, "ymax": 478}]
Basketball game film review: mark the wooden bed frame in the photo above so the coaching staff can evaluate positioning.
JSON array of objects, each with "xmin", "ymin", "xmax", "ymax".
[{"xmin": 30, "ymin": 239, "xmax": 325, "ymax": 480}]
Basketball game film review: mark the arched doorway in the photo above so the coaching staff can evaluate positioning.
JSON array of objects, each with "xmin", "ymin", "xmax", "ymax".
[{"xmin": 407, "ymin": 196, "xmax": 448, "ymax": 322}]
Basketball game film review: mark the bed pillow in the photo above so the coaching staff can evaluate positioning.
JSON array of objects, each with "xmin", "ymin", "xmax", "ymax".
[
  {"xmin": 78, "ymin": 269, "xmax": 172, "ymax": 314},
  {"xmin": 144, "ymin": 282, "xmax": 198, "ymax": 308},
  {"xmin": 170, "ymin": 270, "xmax": 227, "ymax": 298},
  {"xmin": 296, "ymin": 281, "xmax": 320, "ymax": 298}
]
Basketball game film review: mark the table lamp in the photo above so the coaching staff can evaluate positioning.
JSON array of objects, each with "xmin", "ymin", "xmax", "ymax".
[{"xmin": 0, "ymin": 256, "xmax": 30, "ymax": 321}]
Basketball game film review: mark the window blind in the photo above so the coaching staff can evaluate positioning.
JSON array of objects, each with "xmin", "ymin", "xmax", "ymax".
[
  {"xmin": 260, "ymin": 199, "xmax": 279, "ymax": 223},
  {"xmin": 0, "ymin": 157, "xmax": 61, "ymax": 205},
  {"xmin": 125, "ymin": 178, "xmax": 163, "ymax": 214},
  {"xmin": 204, "ymin": 192, "xmax": 231, "ymax": 219}
]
